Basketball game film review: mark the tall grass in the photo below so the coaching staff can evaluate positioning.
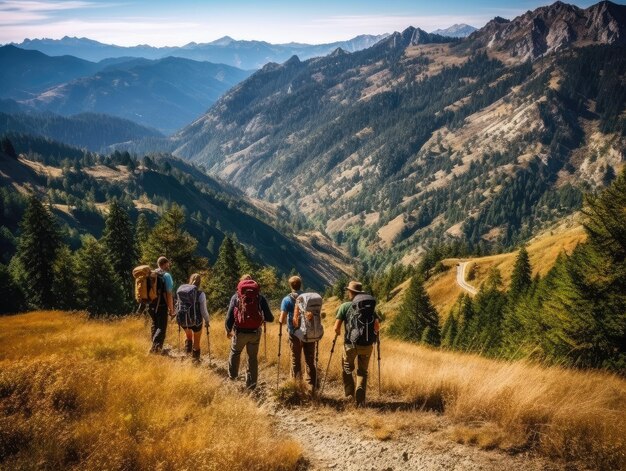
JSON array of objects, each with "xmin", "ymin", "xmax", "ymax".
[
  {"xmin": 0, "ymin": 311, "xmax": 301, "ymax": 470},
  {"xmin": 244, "ymin": 297, "xmax": 626, "ymax": 470}
]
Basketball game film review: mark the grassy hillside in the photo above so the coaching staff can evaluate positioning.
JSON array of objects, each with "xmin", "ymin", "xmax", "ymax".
[{"xmin": 0, "ymin": 311, "xmax": 300, "ymax": 470}]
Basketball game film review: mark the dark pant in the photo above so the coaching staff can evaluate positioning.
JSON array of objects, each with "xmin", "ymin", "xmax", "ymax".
[
  {"xmin": 342, "ymin": 344, "xmax": 373, "ymax": 403},
  {"xmin": 228, "ymin": 330, "xmax": 261, "ymax": 389},
  {"xmin": 149, "ymin": 305, "xmax": 168, "ymax": 351},
  {"xmin": 289, "ymin": 334, "xmax": 318, "ymax": 389}
]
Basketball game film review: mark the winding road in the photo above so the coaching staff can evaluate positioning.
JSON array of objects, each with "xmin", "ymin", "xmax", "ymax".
[{"xmin": 456, "ymin": 261, "xmax": 478, "ymax": 295}]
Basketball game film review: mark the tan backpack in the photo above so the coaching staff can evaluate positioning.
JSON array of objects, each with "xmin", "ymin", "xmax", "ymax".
[{"xmin": 132, "ymin": 265, "xmax": 159, "ymax": 304}]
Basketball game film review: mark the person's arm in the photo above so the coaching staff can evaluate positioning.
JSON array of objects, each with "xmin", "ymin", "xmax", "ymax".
[
  {"xmin": 293, "ymin": 303, "xmax": 300, "ymax": 329},
  {"xmin": 334, "ymin": 319, "xmax": 343, "ymax": 336},
  {"xmin": 164, "ymin": 274, "xmax": 175, "ymax": 317},
  {"xmin": 199, "ymin": 291, "xmax": 209, "ymax": 326},
  {"xmin": 225, "ymin": 295, "xmax": 236, "ymax": 336},
  {"xmin": 334, "ymin": 302, "xmax": 346, "ymax": 336},
  {"xmin": 279, "ymin": 296, "xmax": 289, "ymax": 325},
  {"xmin": 260, "ymin": 296, "xmax": 274, "ymax": 322}
]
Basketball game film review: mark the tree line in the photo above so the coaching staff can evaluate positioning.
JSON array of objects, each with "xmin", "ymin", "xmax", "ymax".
[{"xmin": 0, "ymin": 198, "xmax": 285, "ymax": 316}]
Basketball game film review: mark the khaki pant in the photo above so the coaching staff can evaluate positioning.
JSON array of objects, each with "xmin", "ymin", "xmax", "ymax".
[
  {"xmin": 228, "ymin": 330, "xmax": 261, "ymax": 389},
  {"xmin": 342, "ymin": 344, "xmax": 373, "ymax": 403},
  {"xmin": 289, "ymin": 334, "xmax": 318, "ymax": 390}
]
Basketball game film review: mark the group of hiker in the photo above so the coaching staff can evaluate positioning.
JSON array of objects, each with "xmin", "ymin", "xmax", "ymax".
[{"xmin": 133, "ymin": 258, "xmax": 381, "ymax": 406}]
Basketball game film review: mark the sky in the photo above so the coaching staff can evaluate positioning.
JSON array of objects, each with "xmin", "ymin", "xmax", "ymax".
[{"xmin": 0, "ymin": 0, "xmax": 621, "ymax": 47}]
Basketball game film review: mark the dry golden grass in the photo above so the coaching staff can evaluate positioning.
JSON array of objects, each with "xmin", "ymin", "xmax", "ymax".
[
  {"xmin": 242, "ymin": 305, "xmax": 626, "ymax": 471},
  {"xmin": 0, "ymin": 311, "xmax": 301, "ymax": 471}
]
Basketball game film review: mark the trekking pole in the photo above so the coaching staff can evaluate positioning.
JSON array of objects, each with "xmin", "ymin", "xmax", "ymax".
[
  {"xmin": 320, "ymin": 333, "xmax": 339, "ymax": 398},
  {"xmin": 264, "ymin": 322, "xmax": 267, "ymax": 362},
  {"xmin": 206, "ymin": 323, "xmax": 211, "ymax": 365},
  {"xmin": 377, "ymin": 334, "xmax": 382, "ymax": 398},
  {"xmin": 277, "ymin": 322, "xmax": 283, "ymax": 389},
  {"xmin": 177, "ymin": 322, "xmax": 181, "ymax": 352}
]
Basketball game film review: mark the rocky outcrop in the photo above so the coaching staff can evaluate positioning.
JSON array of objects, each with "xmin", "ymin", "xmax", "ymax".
[{"xmin": 469, "ymin": 1, "xmax": 626, "ymax": 60}]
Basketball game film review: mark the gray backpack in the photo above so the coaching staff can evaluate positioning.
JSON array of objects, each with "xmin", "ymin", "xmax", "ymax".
[{"xmin": 294, "ymin": 292, "xmax": 324, "ymax": 343}]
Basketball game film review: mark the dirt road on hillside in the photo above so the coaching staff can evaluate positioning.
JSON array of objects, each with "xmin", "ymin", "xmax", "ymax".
[
  {"xmin": 167, "ymin": 350, "xmax": 565, "ymax": 471},
  {"xmin": 457, "ymin": 262, "xmax": 478, "ymax": 295}
]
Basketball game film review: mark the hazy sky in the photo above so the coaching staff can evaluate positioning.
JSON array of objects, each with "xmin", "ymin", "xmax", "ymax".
[{"xmin": 0, "ymin": 0, "xmax": 620, "ymax": 46}]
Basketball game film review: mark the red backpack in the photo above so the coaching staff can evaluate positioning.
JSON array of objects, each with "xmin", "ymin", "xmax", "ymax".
[{"xmin": 234, "ymin": 279, "xmax": 264, "ymax": 330}]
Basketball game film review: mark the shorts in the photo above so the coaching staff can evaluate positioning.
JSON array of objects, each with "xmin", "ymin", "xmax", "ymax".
[{"xmin": 180, "ymin": 324, "xmax": 203, "ymax": 333}]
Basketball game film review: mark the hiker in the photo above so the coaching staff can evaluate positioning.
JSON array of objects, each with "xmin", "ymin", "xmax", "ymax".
[
  {"xmin": 225, "ymin": 274, "xmax": 274, "ymax": 389},
  {"xmin": 334, "ymin": 280, "xmax": 380, "ymax": 406},
  {"xmin": 176, "ymin": 273, "xmax": 210, "ymax": 362},
  {"xmin": 279, "ymin": 276, "xmax": 323, "ymax": 392},
  {"xmin": 149, "ymin": 256, "xmax": 174, "ymax": 353}
]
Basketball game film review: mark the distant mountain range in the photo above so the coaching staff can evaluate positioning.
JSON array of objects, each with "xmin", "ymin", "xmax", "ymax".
[
  {"xmin": 0, "ymin": 46, "xmax": 251, "ymax": 134},
  {"xmin": 158, "ymin": 1, "xmax": 625, "ymax": 267},
  {"xmin": 431, "ymin": 24, "xmax": 477, "ymax": 37},
  {"xmin": 11, "ymin": 34, "xmax": 389, "ymax": 69}
]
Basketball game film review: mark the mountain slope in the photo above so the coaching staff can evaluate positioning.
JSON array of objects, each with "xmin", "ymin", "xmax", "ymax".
[
  {"xmin": 21, "ymin": 56, "xmax": 252, "ymax": 134},
  {"xmin": 0, "ymin": 112, "xmax": 162, "ymax": 151},
  {"xmin": 432, "ymin": 24, "xmax": 477, "ymax": 37},
  {"xmin": 12, "ymin": 34, "xmax": 389, "ymax": 69},
  {"xmin": 170, "ymin": 2, "xmax": 625, "ymax": 270},
  {"xmin": 0, "ymin": 137, "xmax": 349, "ymax": 287}
]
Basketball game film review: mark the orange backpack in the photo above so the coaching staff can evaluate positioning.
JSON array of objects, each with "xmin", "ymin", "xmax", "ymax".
[{"xmin": 132, "ymin": 265, "xmax": 158, "ymax": 304}]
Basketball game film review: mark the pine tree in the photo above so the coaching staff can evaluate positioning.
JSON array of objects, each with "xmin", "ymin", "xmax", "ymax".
[
  {"xmin": 453, "ymin": 293, "xmax": 475, "ymax": 349},
  {"xmin": 206, "ymin": 236, "xmax": 240, "ymax": 311},
  {"xmin": 102, "ymin": 200, "xmax": 138, "ymax": 305},
  {"xmin": 440, "ymin": 311, "xmax": 458, "ymax": 348},
  {"xmin": 52, "ymin": 245, "xmax": 78, "ymax": 310},
  {"xmin": 12, "ymin": 196, "xmax": 60, "ymax": 309},
  {"xmin": 135, "ymin": 212, "xmax": 151, "ymax": 258},
  {"xmin": 142, "ymin": 205, "xmax": 206, "ymax": 283},
  {"xmin": 75, "ymin": 236, "xmax": 124, "ymax": 316},
  {"xmin": 389, "ymin": 276, "xmax": 440, "ymax": 346},
  {"xmin": 0, "ymin": 263, "xmax": 25, "ymax": 314},
  {"xmin": 235, "ymin": 242, "xmax": 255, "ymax": 278},
  {"xmin": 467, "ymin": 268, "xmax": 507, "ymax": 354},
  {"xmin": 509, "ymin": 245, "xmax": 532, "ymax": 300},
  {"xmin": 1, "ymin": 137, "xmax": 17, "ymax": 159}
]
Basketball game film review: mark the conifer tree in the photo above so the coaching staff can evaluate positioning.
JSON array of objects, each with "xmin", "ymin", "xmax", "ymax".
[
  {"xmin": 466, "ymin": 268, "xmax": 507, "ymax": 354},
  {"xmin": 0, "ymin": 263, "xmax": 25, "ymax": 314},
  {"xmin": 135, "ymin": 213, "xmax": 150, "ymax": 258},
  {"xmin": 389, "ymin": 276, "xmax": 440, "ymax": 346},
  {"xmin": 102, "ymin": 200, "xmax": 138, "ymax": 305},
  {"xmin": 13, "ymin": 196, "xmax": 60, "ymax": 309},
  {"xmin": 509, "ymin": 245, "xmax": 532, "ymax": 300},
  {"xmin": 52, "ymin": 245, "xmax": 78, "ymax": 310},
  {"xmin": 142, "ymin": 204, "xmax": 206, "ymax": 283},
  {"xmin": 1, "ymin": 136, "xmax": 17, "ymax": 159},
  {"xmin": 75, "ymin": 236, "xmax": 124, "ymax": 316},
  {"xmin": 440, "ymin": 311, "xmax": 458, "ymax": 348},
  {"xmin": 453, "ymin": 293, "xmax": 475, "ymax": 349},
  {"xmin": 235, "ymin": 242, "xmax": 255, "ymax": 278},
  {"xmin": 207, "ymin": 236, "xmax": 240, "ymax": 311}
]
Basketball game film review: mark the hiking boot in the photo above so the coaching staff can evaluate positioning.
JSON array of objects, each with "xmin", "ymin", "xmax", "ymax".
[
  {"xmin": 185, "ymin": 339, "xmax": 193, "ymax": 354},
  {"xmin": 355, "ymin": 387, "xmax": 366, "ymax": 407},
  {"xmin": 192, "ymin": 349, "xmax": 201, "ymax": 364}
]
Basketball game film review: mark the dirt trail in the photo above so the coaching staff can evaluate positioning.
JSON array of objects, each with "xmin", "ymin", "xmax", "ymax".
[{"xmin": 166, "ymin": 348, "xmax": 561, "ymax": 471}]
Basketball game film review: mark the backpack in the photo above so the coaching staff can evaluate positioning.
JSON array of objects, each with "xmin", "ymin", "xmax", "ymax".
[
  {"xmin": 345, "ymin": 294, "xmax": 377, "ymax": 346},
  {"xmin": 176, "ymin": 284, "xmax": 203, "ymax": 328},
  {"xmin": 294, "ymin": 292, "xmax": 324, "ymax": 343},
  {"xmin": 133, "ymin": 265, "xmax": 165, "ymax": 308},
  {"xmin": 234, "ymin": 279, "xmax": 264, "ymax": 330}
]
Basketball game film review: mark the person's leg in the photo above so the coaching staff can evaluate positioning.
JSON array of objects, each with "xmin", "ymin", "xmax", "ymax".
[
  {"xmin": 342, "ymin": 345, "xmax": 357, "ymax": 397},
  {"xmin": 184, "ymin": 328, "xmax": 193, "ymax": 353},
  {"xmin": 228, "ymin": 332, "xmax": 246, "ymax": 380},
  {"xmin": 288, "ymin": 333, "xmax": 303, "ymax": 379},
  {"xmin": 153, "ymin": 307, "xmax": 168, "ymax": 350},
  {"xmin": 148, "ymin": 307, "xmax": 158, "ymax": 352},
  {"xmin": 192, "ymin": 329, "xmax": 202, "ymax": 362},
  {"xmin": 245, "ymin": 331, "xmax": 261, "ymax": 389},
  {"xmin": 355, "ymin": 345, "xmax": 373, "ymax": 406},
  {"xmin": 302, "ymin": 341, "xmax": 317, "ymax": 390}
]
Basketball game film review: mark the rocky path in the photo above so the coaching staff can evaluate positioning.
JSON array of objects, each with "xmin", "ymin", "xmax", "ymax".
[{"xmin": 167, "ymin": 348, "xmax": 562, "ymax": 471}]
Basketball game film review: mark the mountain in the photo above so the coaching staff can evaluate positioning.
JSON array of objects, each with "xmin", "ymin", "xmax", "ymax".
[
  {"xmin": 168, "ymin": 2, "xmax": 625, "ymax": 270},
  {"xmin": 0, "ymin": 112, "xmax": 162, "ymax": 151},
  {"xmin": 21, "ymin": 56, "xmax": 252, "ymax": 134},
  {"xmin": 0, "ymin": 45, "xmax": 100, "ymax": 99},
  {"xmin": 464, "ymin": 0, "xmax": 626, "ymax": 59},
  {"xmin": 431, "ymin": 24, "xmax": 477, "ymax": 37},
  {"xmin": 0, "ymin": 134, "xmax": 349, "ymax": 287},
  {"xmin": 12, "ymin": 34, "xmax": 389, "ymax": 69}
]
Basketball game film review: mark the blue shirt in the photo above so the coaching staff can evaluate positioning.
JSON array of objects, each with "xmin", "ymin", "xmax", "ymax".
[
  {"xmin": 281, "ymin": 291, "xmax": 301, "ymax": 334},
  {"xmin": 163, "ymin": 272, "xmax": 174, "ymax": 293}
]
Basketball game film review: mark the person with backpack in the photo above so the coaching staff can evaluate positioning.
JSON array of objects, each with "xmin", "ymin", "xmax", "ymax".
[
  {"xmin": 149, "ymin": 256, "xmax": 175, "ymax": 353},
  {"xmin": 279, "ymin": 276, "xmax": 303, "ymax": 378},
  {"xmin": 176, "ymin": 273, "xmax": 210, "ymax": 363},
  {"xmin": 334, "ymin": 280, "xmax": 380, "ymax": 406},
  {"xmin": 225, "ymin": 274, "xmax": 274, "ymax": 390}
]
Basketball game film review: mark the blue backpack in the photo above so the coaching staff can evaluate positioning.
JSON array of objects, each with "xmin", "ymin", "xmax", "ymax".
[{"xmin": 176, "ymin": 284, "xmax": 203, "ymax": 328}]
